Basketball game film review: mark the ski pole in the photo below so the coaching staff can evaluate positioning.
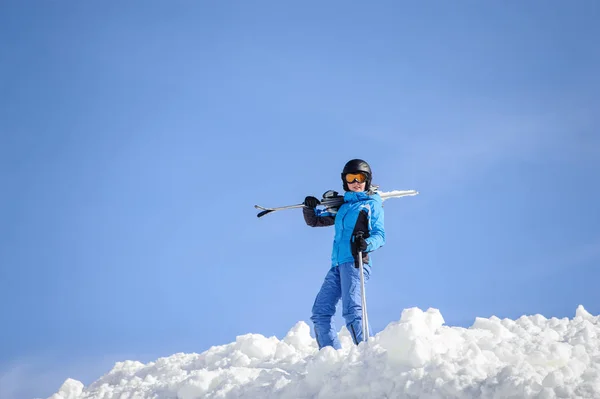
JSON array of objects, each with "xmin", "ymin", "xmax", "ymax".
[{"xmin": 355, "ymin": 232, "xmax": 369, "ymax": 343}]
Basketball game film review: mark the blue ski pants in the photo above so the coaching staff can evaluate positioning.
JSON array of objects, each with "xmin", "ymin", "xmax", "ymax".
[{"xmin": 311, "ymin": 261, "xmax": 373, "ymax": 349}]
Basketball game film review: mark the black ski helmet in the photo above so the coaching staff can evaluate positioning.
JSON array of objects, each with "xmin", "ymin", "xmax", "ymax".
[{"xmin": 341, "ymin": 159, "xmax": 372, "ymax": 191}]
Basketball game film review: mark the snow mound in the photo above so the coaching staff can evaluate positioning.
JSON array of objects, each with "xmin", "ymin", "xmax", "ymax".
[{"xmin": 48, "ymin": 306, "xmax": 600, "ymax": 399}]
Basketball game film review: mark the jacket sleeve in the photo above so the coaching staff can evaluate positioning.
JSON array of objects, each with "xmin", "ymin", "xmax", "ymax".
[
  {"xmin": 303, "ymin": 207, "xmax": 336, "ymax": 227},
  {"xmin": 366, "ymin": 201, "xmax": 385, "ymax": 252}
]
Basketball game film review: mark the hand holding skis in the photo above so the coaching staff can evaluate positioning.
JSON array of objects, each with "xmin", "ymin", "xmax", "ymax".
[{"xmin": 303, "ymin": 196, "xmax": 320, "ymax": 208}]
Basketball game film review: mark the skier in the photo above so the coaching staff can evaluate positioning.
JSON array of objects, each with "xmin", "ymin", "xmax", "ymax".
[{"xmin": 302, "ymin": 159, "xmax": 385, "ymax": 349}]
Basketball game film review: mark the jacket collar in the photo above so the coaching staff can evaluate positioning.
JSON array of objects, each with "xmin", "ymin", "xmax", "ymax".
[{"xmin": 344, "ymin": 191, "xmax": 381, "ymax": 203}]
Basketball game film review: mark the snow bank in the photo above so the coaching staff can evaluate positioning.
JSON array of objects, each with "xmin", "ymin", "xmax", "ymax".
[{"xmin": 48, "ymin": 306, "xmax": 600, "ymax": 399}]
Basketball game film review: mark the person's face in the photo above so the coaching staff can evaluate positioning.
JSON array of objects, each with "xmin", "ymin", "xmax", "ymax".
[
  {"xmin": 345, "ymin": 172, "xmax": 367, "ymax": 192},
  {"xmin": 348, "ymin": 180, "xmax": 366, "ymax": 192}
]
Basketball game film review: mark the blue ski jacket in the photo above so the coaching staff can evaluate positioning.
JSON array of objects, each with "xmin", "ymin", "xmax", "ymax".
[{"xmin": 303, "ymin": 191, "xmax": 385, "ymax": 267}]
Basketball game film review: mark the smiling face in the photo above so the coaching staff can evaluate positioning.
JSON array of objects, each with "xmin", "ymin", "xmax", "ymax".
[
  {"xmin": 348, "ymin": 180, "xmax": 366, "ymax": 192},
  {"xmin": 344, "ymin": 172, "xmax": 368, "ymax": 192}
]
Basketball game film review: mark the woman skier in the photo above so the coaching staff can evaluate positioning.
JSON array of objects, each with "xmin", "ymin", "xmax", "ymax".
[{"xmin": 302, "ymin": 159, "xmax": 385, "ymax": 349}]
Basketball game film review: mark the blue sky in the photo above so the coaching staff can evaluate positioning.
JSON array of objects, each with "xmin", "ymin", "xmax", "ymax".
[{"xmin": 1, "ymin": 1, "xmax": 599, "ymax": 398}]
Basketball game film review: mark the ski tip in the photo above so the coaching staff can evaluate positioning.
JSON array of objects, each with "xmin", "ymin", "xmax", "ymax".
[{"xmin": 257, "ymin": 209, "xmax": 274, "ymax": 218}]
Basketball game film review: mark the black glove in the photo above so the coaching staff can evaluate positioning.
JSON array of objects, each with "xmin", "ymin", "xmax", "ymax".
[
  {"xmin": 354, "ymin": 235, "xmax": 368, "ymax": 252},
  {"xmin": 303, "ymin": 196, "xmax": 320, "ymax": 208}
]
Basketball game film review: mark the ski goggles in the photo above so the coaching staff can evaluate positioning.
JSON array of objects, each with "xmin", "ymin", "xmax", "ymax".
[{"xmin": 345, "ymin": 172, "xmax": 368, "ymax": 184}]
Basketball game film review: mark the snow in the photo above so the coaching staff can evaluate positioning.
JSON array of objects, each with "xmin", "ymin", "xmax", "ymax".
[{"xmin": 48, "ymin": 306, "xmax": 600, "ymax": 399}]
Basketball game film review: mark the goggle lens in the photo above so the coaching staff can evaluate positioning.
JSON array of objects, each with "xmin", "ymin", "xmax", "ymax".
[{"xmin": 345, "ymin": 173, "xmax": 367, "ymax": 183}]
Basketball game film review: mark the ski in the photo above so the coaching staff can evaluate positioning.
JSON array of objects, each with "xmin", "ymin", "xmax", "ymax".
[
  {"xmin": 254, "ymin": 204, "xmax": 305, "ymax": 218},
  {"xmin": 255, "ymin": 189, "xmax": 418, "ymax": 218}
]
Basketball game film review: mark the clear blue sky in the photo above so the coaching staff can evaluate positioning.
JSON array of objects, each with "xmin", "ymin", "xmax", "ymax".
[{"xmin": 1, "ymin": 1, "xmax": 599, "ymax": 398}]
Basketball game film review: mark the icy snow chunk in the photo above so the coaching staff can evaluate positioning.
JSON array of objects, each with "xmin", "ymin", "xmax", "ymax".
[
  {"xmin": 274, "ymin": 341, "xmax": 296, "ymax": 360},
  {"xmin": 568, "ymin": 319, "xmax": 598, "ymax": 347},
  {"xmin": 471, "ymin": 316, "xmax": 514, "ymax": 339},
  {"xmin": 282, "ymin": 321, "xmax": 315, "ymax": 352},
  {"xmin": 541, "ymin": 328, "xmax": 560, "ymax": 342},
  {"xmin": 530, "ymin": 313, "xmax": 548, "ymax": 327},
  {"xmin": 49, "ymin": 378, "xmax": 84, "ymax": 399},
  {"xmin": 576, "ymin": 305, "xmax": 595, "ymax": 321},
  {"xmin": 178, "ymin": 368, "xmax": 261, "ymax": 399},
  {"xmin": 399, "ymin": 307, "xmax": 445, "ymax": 334},
  {"xmin": 377, "ymin": 307, "xmax": 445, "ymax": 368},
  {"xmin": 338, "ymin": 325, "xmax": 356, "ymax": 349},
  {"xmin": 177, "ymin": 369, "xmax": 220, "ymax": 398},
  {"xmin": 226, "ymin": 351, "xmax": 252, "ymax": 367},
  {"xmin": 234, "ymin": 333, "xmax": 278, "ymax": 360},
  {"xmin": 542, "ymin": 370, "xmax": 564, "ymax": 388},
  {"xmin": 304, "ymin": 346, "xmax": 342, "ymax": 388},
  {"xmin": 97, "ymin": 360, "xmax": 147, "ymax": 387}
]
